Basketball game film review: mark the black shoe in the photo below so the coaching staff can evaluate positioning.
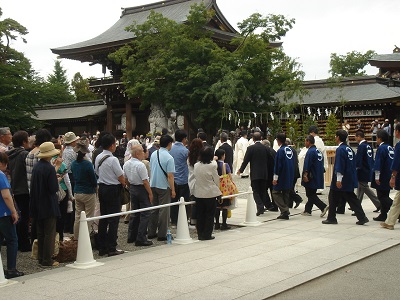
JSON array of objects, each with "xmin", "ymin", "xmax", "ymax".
[
  {"xmin": 356, "ymin": 217, "xmax": 369, "ymax": 225},
  {"xmin": 221, "ymin": 224, "xmax": 231, "ymax": 230},
  {"xmin": 373, "ymin": 215, "xmax": 386, "ymax": 222},
  {"xmin": 256, "ymin": 209, "xmax": 265, "ymax": 216},
  {"xmin": 108, "ymin": 249, "xmax": 125, "ymax": 257},
  {"xmin": 214, "ymin": 223, "xmax": 221, "ymax": 230},
  {"xmin": 147, "ymin": 235, "xmax": 157, "ymax": 239},
  {"xmin": 277, "ymin": 213, "xmax": 289, "ymax": 220},
  {"xmin": 135, "ymin": 240, "xmax": 153, "ymax": 246},
  {"xmin": 124, "ymin": 220, "xmax": 129, "ymax": 224},
  {"xmin": 373, "ymin": 207, "xmax": 381, "ymax": 213},
  {"xmin": 4, "ymin": 269, "xmax": 24, "ymax": 279},
  {"xmin": 199, "ymin": 236, "xmax": 215, "ymax": 240},
  {"xmin": 98, "ymin": 249, "xmax": 108, "ymax": 256},
  {"xmin": 127, "ymin": 239, "xmax": 135, "ymax": 244},
  {"xmin": 336, "ymin": 211, "xmax": 345, "ymax": 214},
  {"xmin": 322, "ymin": 219, "xmax": 338, "ymax": 224},
  {"xmin": 294, "ymin": 200, "xmax": 303, "ymax": 209},
  {"xmin": 351, "ymin": 213, "xmax": 356, "ymax": 216}
]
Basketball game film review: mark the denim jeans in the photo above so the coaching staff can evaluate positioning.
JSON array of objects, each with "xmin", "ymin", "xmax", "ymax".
[{"xmin": 0, "ymin": 216, "xmax": 18, "ymax": 270}]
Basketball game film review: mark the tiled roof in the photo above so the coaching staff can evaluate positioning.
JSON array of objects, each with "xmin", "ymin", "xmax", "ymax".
[
  {"xmin": 283, "ymin": 77, "xmax": 400, "ymax": 106},
  {"xmin": 370, "ymin": 53, "xmax": 400, "ymax": 62},
  {"xmin": 52, "ymin": 0, "xmax": 236, "ymax": 56},
  {"xmin": 34, "ymin": 100, "xmax": 107, "ymax": 120}
]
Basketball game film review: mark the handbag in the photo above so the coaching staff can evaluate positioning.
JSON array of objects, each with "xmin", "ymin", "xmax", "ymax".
[
  {"xmin": 56, "ymin": 184, "xmax": 66, "ymax": 202},
  {"xmin": 219, "ymin": 163, "xmax": 238, "ymax": 205},
  {"xmin": 120, "ymin": 185, "xmax": 130, "ymax": 205}
]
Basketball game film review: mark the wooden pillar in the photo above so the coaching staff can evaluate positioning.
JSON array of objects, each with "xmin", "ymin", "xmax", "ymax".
[
  {"xmin": 106, "ymin": 103, "xmax": 113, "ymax": 133},
  {"xmin": 126, "ymin": 102, "xmax": 133, "ymax": 140}
]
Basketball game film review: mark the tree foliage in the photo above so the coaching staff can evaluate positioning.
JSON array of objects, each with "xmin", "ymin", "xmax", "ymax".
[
  {"xmin": 110, "ymin": 3, "xmax": 304, "ymax": 133},
  {"xmin": 71, "ymin": 72, "xmax": 98, "ymax": 101},
  {"xmin": 44, "ymin": 60, "xmax": 74, "ymax": 103},
  {"xmin": 325, "ymin": 113, "xmax": 339, "ymax": 146},
  {"xmin": 329, "ymin": 50, "xmax": 376, "ymax": 78},
  {"xmin": 0, "ymin": 8, "xmax": 43, "ymax": 131}
]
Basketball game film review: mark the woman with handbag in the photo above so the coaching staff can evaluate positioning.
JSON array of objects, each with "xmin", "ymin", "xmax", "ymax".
[
  {"xmin": 214, "ymin": 148, "xmax": 235, "ymax": 230},
  {"xmin": 193, "ymin": 146, "xmax": 221, "ymax": 240},
  {"xmin": 71, "ymin": 139, "xmax": 98, "ymax": 240}
]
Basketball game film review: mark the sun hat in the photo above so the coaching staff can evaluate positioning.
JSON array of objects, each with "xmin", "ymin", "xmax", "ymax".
[
  {"xmin": 37, "ymin": 142, "xmax": 60, "ymax": 158},
  {"xmin": 64, "ymin": 132, "xmax": 79, "ymax": 144},
  {"xmin": 73, "ymin": 139, "xmax": 90, "ymax": 153}
]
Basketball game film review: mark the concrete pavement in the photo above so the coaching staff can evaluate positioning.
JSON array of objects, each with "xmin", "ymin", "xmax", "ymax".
[{"xmin": 1, "ymin": 183, "xmax": 399, "ymax": 299}]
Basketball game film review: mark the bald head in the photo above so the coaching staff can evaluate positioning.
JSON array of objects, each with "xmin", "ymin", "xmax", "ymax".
[{"xmin": 130, "ymin": 144, "xmax": 144, "ymax": 159}]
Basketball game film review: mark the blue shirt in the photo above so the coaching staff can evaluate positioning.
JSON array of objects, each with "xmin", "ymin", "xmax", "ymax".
[
  {"xmin": 71, "ymin": 159, "xmax": 98, "ymax": 194},
  {"xmin": 371, "ymin": 143, "xmax": 394, "ymax": 191},
  {"xmin": 392, "ymin": 141, "xmax": 400, "ymax": 190},
  {"xmin": 356, "ymin": 140, "xmax": 374, "ymax": 183},
  {"xmin": 301, "ymin": 145, "xmax": 324, "ymax": 190},
  {"xmin": 273, "ymin": 145, "xmax": 295, "ymax": 191},
  {"xmin": 150, "ymin": 148, "xmax": 175, "ymax": 189},
  {"xmin": 330, "ymin": 143, "xmax": 358, "ymax": 191},
  {"xmin": 169, "ymin": 142, "xmax": 189, "ymax": 185},
  {"xmin": 0, "ymin": 171, "xmax": 11, "ymax": 217}
]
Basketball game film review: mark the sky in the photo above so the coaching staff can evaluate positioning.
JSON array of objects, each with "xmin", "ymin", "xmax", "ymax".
[{"xmin": 2, "ymin": 0, "xmax": 399, "ymax": 81}]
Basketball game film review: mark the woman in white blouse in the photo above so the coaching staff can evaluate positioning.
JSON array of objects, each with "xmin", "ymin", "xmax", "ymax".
[{"xmin": 193, "ymin": 146, "xmax": 221, "ymax": 240}]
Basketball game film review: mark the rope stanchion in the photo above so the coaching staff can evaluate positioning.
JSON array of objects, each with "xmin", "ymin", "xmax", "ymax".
[
  {"xmin": 239, "ymin": 187, "xmax": 262, "ymax": 226},
  {"xmin": 174, "ymin": 197, "xmax": 198, "ymax": 245},
  {"xmin": 67, "ymin": 211, "xmax": 104, "ymax": 270},
  {"xmin": 0, "ymin": 253, "xmax": 17, "ymax": 288}
]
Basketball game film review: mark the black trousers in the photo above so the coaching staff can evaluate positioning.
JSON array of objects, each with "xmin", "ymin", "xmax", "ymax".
[
  {"xmin": 36, "ymin": 217, "xmax": 57, "ymax": 266},
  {"xmin": 327, "ymin": 189, "xmax": 366, "ymax": 222},
  {"xmin": 376, "ymin": 189, "xmax": 393, "ymax": 218},
  {"xmin": 98, "ymin": 184, "xmax": 122, "ymax": 252},
  {"xmin": 304, "ymin": 187, "xmax": 327, "ymax": 213},
  {"xmin": 13, "ymin": 193, "xmax": 31, "ymax": 251},
  {"xmin": 56, "ymin": 192, "xmax": 68, "ymax": 241},
  {"xmin": 251, "ymin": 179, "xmax": 267, "ymax": 212},
  {"xmin": 170, "ymin": 183, "xmax": 190, "ymax": 225},
  {"xmin": 196, "ymin": 197, "xmax": 217, "ymax": 240},
  {"xmin": 128, "ymin": 185, "xmax": 151, "ymax": 242}
]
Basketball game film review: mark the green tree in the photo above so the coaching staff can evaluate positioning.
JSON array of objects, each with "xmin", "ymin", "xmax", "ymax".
[
  {"xmin": 44, "ymin": 60, "xmax": 74, "ymax": 103},
  {"xmin": 0, "ymin": 8, "xmax": 43, "ymax": 131},
  {"xmin": 71, "ymin": 72, "xmax": 98, "ymax": 101},
  {"xmin": 286, "ymin": 116, "xmax": 302, "ymax": 148},
  {"xmin": 110, "ymin": 3, "xmax": 304, "ymax": 134},
  {"xmin": 324, "ymin": 113, "xmax": 339, "ymax": 146},
  {"xmin": 329, "ymin": 50, "xmax": 376, "ymax": 78}
]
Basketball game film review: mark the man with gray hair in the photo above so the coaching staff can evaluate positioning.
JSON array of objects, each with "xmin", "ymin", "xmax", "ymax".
[{"xmin": 0, "ymin": 127, "xmax": 12, "ymax": 152}]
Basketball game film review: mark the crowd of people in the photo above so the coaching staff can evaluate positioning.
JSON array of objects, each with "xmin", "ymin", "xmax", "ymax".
[{"xmin": 1, "ymin": 120, "xmax": 400, "ymax": 280}]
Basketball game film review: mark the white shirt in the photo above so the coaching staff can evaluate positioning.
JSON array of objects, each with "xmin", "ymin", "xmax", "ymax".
[{"xmin": 95, "ymin": 150, "xmax": 123, "ymax": 185}]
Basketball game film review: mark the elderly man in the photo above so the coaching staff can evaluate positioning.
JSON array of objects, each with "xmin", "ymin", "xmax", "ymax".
[
  {"xmin": 0, "ymin": 127, "xmax": 12, "ymax": 152},
  {"xmin": 124, "ymin": 144, "xmax": 153, "ymax": 246}
]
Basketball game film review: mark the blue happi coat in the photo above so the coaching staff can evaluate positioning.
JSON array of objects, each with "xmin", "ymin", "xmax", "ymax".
[
  {"xmin": 301, "ymin": 145, "xmax": 324, "ymax": 190},
  {"xmin": 371, "ymin": 142, "xmax": 394, "ymax": 191},
  {"xmin": 392, "ymin": 141, "xmax": 400, "ymax": 191},
  {"xmin": 273, "ymin": 144, "xmax": 295, "ymax": 191},
  {"xmin": 330, "ymin": 143, "xmax": 358, "ymax": 192},
  {"xmin": 355, "ymin": 141, "xmax": 374, "ymax": 183}
]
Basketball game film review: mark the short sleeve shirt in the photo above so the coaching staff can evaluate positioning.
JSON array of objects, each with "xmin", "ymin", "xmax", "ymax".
[
  {"xmin": 0, "ymin": 171, "xmax": 12, "ymax": 216},
  {"xmin": 124, "ymin": 158, "xmax": 149, "ymax": 185}
]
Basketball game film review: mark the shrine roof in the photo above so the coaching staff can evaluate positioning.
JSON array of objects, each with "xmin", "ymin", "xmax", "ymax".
[
  {"xmin": 51, "ymin": 0, "xmax": 237, "ymax": 61},
  {"xmin": 282, "ymin": 76, "xmax": 400, "ymax": 105}
]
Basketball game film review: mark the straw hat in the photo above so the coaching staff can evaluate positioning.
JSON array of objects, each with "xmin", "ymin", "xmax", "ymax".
[
  {"xmin": 64, "ymin": 132, "xmax": 79, "ymax": 144},
  {"xmin": 73, "ymin": 139, "xmax": 90, "ymax": 153},
  {"xmin": 37, "ymin": 142, "xmax": 60, "ymax": 158}
]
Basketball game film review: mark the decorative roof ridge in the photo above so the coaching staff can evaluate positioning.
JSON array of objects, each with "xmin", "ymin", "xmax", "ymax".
[
  {"xmin": 121, "ymin": 0, "xmax": 212, "ymax": 17},
  {"xmin": 35, "ymin": 100, "xmax": 105, "ymax": 110},
  {"xmin": 302, "ymin": 76, "xmax": 376, "ymax": 88}
]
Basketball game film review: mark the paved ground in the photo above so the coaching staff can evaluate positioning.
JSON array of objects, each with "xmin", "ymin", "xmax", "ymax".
[{"xmin": 1, "ymin": 177, "xmax": 399, "ymax": 299}]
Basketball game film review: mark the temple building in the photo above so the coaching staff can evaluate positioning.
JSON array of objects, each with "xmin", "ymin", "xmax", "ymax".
[{"xmin": 51, "ymin": 0, "xmax": 257, "ymax": 138}]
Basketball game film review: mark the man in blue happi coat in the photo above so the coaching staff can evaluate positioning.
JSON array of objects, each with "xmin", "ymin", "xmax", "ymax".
[
  {"xmin": 301, "ymin": 135, "xmax": 329, "ymax": 217},
  {"xmin": 322, "ymin": 130, "xmax": 369, "ymax": 225},
  {"xmin": 272, "ymin": 133, "xmax": 294, "ymax": 220},
  {"xmin": 355, "ymin": 130, "xmax": 380, "ymax": 211},
  {"xmin": 371, "ymin": 129, "xmax": 394, "ymax": 221}
]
